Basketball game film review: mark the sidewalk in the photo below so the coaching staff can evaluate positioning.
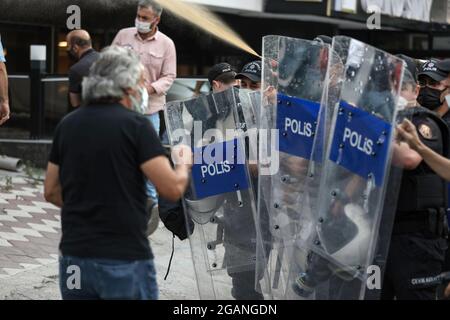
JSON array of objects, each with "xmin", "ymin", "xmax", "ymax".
[{"xmin": 0, "ymin": 169, "xmax": 199, "ymax": 300}]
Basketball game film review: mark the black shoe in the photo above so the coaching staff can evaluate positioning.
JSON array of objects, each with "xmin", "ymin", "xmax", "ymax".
[{"xmin": 292, "ymin": 273, "xmax": 315, "ymax": 297}]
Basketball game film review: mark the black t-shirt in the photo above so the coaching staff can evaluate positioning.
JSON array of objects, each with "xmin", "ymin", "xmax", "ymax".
[
  {"xmin": 49, "ymin": 103, "xmax": 166, "ymax": 260},
  {"xmin": 68, "ymin": 49, "xmax": 99, "ymax": 95}
]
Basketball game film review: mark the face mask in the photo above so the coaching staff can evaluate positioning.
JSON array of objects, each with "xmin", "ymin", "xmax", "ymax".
[
  {"xmin": 417, "ymin": 87, "xmax": 446, "ymax": 111},
  {"xmin": 129, "ymin": 86, "xmax": 149, "ymax": 114},
  {"xmin": 397, "ymin": 96, "xmax": 408, "ymax": 110},
  {"xmin": 398, "ymin": 95, "xmax": 418, "ymax": 109},
  {"xmin": 135, "ymin": 18, "xmax": 154, "ymax": 34},
  {"xmin": 445, "ymin": 94, "xmax": 450, "ymax": 108}
]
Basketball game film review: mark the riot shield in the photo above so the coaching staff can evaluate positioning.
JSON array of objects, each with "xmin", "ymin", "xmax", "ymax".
[
  {"xmin": 236, "ymin": 89, "xmax": 261, "ymax": 169},
  {"xmin": 255, "ymin": 35, "xmax": 332, "ymax": 299},
  {"xmin": 282, "ymin": 44, "xmax": 346, "ymax": 298},
  {"xmin": 364, "ymin": 69, "xmax": 420, "ymax": 300},
  {"xmin": 164, "ymin": 88, "xmax": 261, "ymax": 300},
  {"xmin": 285, "ymin": 36, "xmax": 405, "ymax": 300}
]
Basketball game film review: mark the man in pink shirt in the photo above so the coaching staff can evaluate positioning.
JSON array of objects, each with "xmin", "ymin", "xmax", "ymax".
[{"xmin": 113, "ymin": 0, "xmax": 176, "ymax": 206}]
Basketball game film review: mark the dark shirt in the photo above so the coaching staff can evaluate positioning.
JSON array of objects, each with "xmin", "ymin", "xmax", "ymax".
[
  {"xmin": 49, "ymin": 103, "xmax": 166, "ymax": 260},
  {"xmin": 68, "ymin": 49, "xmax": 99, "ymax": 96},
  {"xmin": 442, "ymin": 110, "xmax": 450, "ymax": 129},
  {"xmin": 396, "ymin": 109, "xmax": 447, "ymax": 217}
]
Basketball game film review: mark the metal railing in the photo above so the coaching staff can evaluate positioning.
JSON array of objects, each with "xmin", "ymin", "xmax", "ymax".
[{"xmin": 1, "ymin": 75, "xmax": 210, "ymax": 140}]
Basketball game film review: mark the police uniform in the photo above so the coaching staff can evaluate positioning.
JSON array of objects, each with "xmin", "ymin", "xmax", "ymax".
[
  {"xmin": 381, "ymin": 107, "xmax": 449, "ymax": 300},
  {"xmin": 223, "ymin": 89, "xmax": 268, "ymax": 300},
  {"xmin": 439, "ymin": 109, "xmax": 450, "ymax": 276}
]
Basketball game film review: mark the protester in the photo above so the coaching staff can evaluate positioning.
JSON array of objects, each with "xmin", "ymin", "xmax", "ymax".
[
  {"xmin": 112, "ymin": 0, "xmax": 177, "ymax": 208},
  {"xmin": 66, "ymin": 29, "xmax": 99, "ymax": 109},
  {"xmin": 0, "ymin": 34, "xmax": 9, "ymax": 125},
  {"xmin": 44, "ymin": 46, "xmax": 191, "ymax": 300}
]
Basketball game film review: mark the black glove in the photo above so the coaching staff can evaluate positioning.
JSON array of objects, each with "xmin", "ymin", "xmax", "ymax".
[{"xmin": 158, "ymin": 196, "xmax": 194, "ymax": 241}]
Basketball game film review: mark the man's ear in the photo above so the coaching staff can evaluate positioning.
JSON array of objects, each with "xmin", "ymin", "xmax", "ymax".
[
  {"xmin": 414, "ymin": 84, "xmax": 420, "ymax": 96},
  {"xmin": 72, "ymin": 44, "xmax": 80, "ymax": 54},
  {"xmin": 121, "ymin": 88, "xmax": 134, "ymax": 109},
  {"xmin": 125, "ymin": 87, "xmax": 140, "ymax": 98}
]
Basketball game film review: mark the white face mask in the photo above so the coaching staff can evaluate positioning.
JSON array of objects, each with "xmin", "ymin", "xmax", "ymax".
[
  {"xmin": 445, "ymin": 94, "xmax": 450, "ymax": 108},
  {"xmin": 398, "ymin": 95, "xmax": 418, "ymax": 109},
  {"xmin": 130, "ymin": 86, "xmax": 149, "ymax": 114},
  {"xmin": 397, "ymin": 96, "xmax": 408, "ymax": 110},
  {"xmin": 135, "ymin": 18, "xmax": 153, "ymax": 34}
]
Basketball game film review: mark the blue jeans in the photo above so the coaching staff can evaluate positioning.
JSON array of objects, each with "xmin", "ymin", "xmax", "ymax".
[
  {"xmin": 145, "ymin": 113, "xmax": 160, "ymax": 203},
  {"xmin": 59, "ymin": 255, "xmax": 158, "ymax": 300}
]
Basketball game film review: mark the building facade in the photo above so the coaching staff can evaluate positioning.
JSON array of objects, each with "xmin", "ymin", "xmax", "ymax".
[{"xmin": 0, "ymin": 0, "xmax": 449, "ymax": 141}]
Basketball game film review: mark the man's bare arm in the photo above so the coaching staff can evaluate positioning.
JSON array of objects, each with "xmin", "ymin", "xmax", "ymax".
[
  {"xmin": 397, "ymin": 119, "xmax": 450, "ymax": 181},
  {"xmin": 44, "ymin": 162, "xmax": 63, "ymax": 208},
  {"xmin": 391, "ymin": 141, "xmax": 423, "ymax": 170},
  {"xmin": 140, "ymin": 145, "xmax": 192, "ymax": 202},
  {"xmin": 0, "ymin": 61, "xmax": 10, "ymax": 125},
  {"xmin": 414, "ymin": 141, "xmax": 450, "ymax": 181}
]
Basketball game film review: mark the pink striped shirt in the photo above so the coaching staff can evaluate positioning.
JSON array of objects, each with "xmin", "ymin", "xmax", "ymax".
[{"xmin": 112, "ymin": 28, "xmax": 177, "ymax": 114}]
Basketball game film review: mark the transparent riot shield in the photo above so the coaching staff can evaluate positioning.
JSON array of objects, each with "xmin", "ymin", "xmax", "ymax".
[
  {"xmin": 164, "ymin": 88, "xmax": 261, "ymax": 300},
  {"xmin": 283, "ymin": 45, "xmax": 346, "ymax": 299},
  {"xmin": 285, "ymin": 36, "xmax": 405, "ymax": 300},
  {"xmin": 364, "ymin": 69, "xmax": 418, "ymax": 300},
  {"xmin": 236, "ymin": 89, "xmax": 261, "ymax": 169},
  {"xmin": 255, "ymin": 35, "xmax": 331, "ymax": 299}
]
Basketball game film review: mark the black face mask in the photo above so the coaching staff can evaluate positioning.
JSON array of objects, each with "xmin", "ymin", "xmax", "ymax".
[
  {"xmin": 417, "ymin": 86, "xmax": 446, "ymax": 111},
  {"xmin": 67, "ymin": 48, "xmax": 78, "ymax": 62}
]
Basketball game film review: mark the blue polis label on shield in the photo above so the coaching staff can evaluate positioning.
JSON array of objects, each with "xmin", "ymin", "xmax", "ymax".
[
  {"xmin": 329, "ymin": 101, "xmax": 392, "ymax": 187},
  {"xmin": 277, "ymin": 94, "xmax": 321, "ymax": 159},
  {"xmin": 191, "ymin": 138, "xmax": 249, "ymax": 199}
]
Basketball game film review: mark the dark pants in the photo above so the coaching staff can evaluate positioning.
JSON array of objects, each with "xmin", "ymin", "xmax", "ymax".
[
  {"xmin": 443, "ymin": 239, "xmax": 450, "ymax": 271},
  {"xmin": 231, "ymin": 270, "xmax": 264, "ymax": 300},
  {"xmin": 59, "ymin": 255, "xmax": 158, "ymax": 300},
  {"xmin": 381, "ymin": 234, "xmax": 448, "ymax": 300}
]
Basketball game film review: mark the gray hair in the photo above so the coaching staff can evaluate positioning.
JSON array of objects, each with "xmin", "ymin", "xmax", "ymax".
[
  {"xmin": 82, "ymin": 46, "xmax": 144, "ymax": 103},
  {"xmin": 138, "ymin": 0, "xmax": 163, "ymax": 16}
]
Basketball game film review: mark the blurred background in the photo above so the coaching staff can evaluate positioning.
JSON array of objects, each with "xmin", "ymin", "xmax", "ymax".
[{"xmin": 0, "ymin": 0, "xmax": 449, "ymax": 157}]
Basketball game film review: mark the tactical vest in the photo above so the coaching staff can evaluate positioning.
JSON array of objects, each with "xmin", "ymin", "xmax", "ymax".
[
  {"xmin": 442, "ymin": 110, "xmax": 450, "ymax": 129},
  {"xmin": 396, "ymin": 107, "xmax": 450, "ymax": 214}
]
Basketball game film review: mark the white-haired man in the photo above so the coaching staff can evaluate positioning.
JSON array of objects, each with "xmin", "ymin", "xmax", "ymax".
[{"xmin": 44, "ymin": 46, "xmax": 191, "ymax": 300}]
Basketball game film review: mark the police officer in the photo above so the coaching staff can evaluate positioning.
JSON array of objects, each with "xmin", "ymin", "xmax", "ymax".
[
  {"xmin": 381, "ymin": 61, "xmax": 450, "ymax": 300},
  {"xmin": 426, "ymin": 58, "xmax": 450, "ymax": 286},
  {"xmin": 209, "ymin": 63, "xmax": 238, "ymax": 93},
  {"xmin": 209, "ymin": 62, "xmax": 265, "ymax": 300},
  {"xmin": 417, "ymin": 60, "xmax": 450, "ymax": 120},
  {"xmin": 231, "ymin": 61, "xmax": 268, "ymax": 300},
  {"xmin": 236, "ymin": 61, "xmax": 262, "ymax": 91}
]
